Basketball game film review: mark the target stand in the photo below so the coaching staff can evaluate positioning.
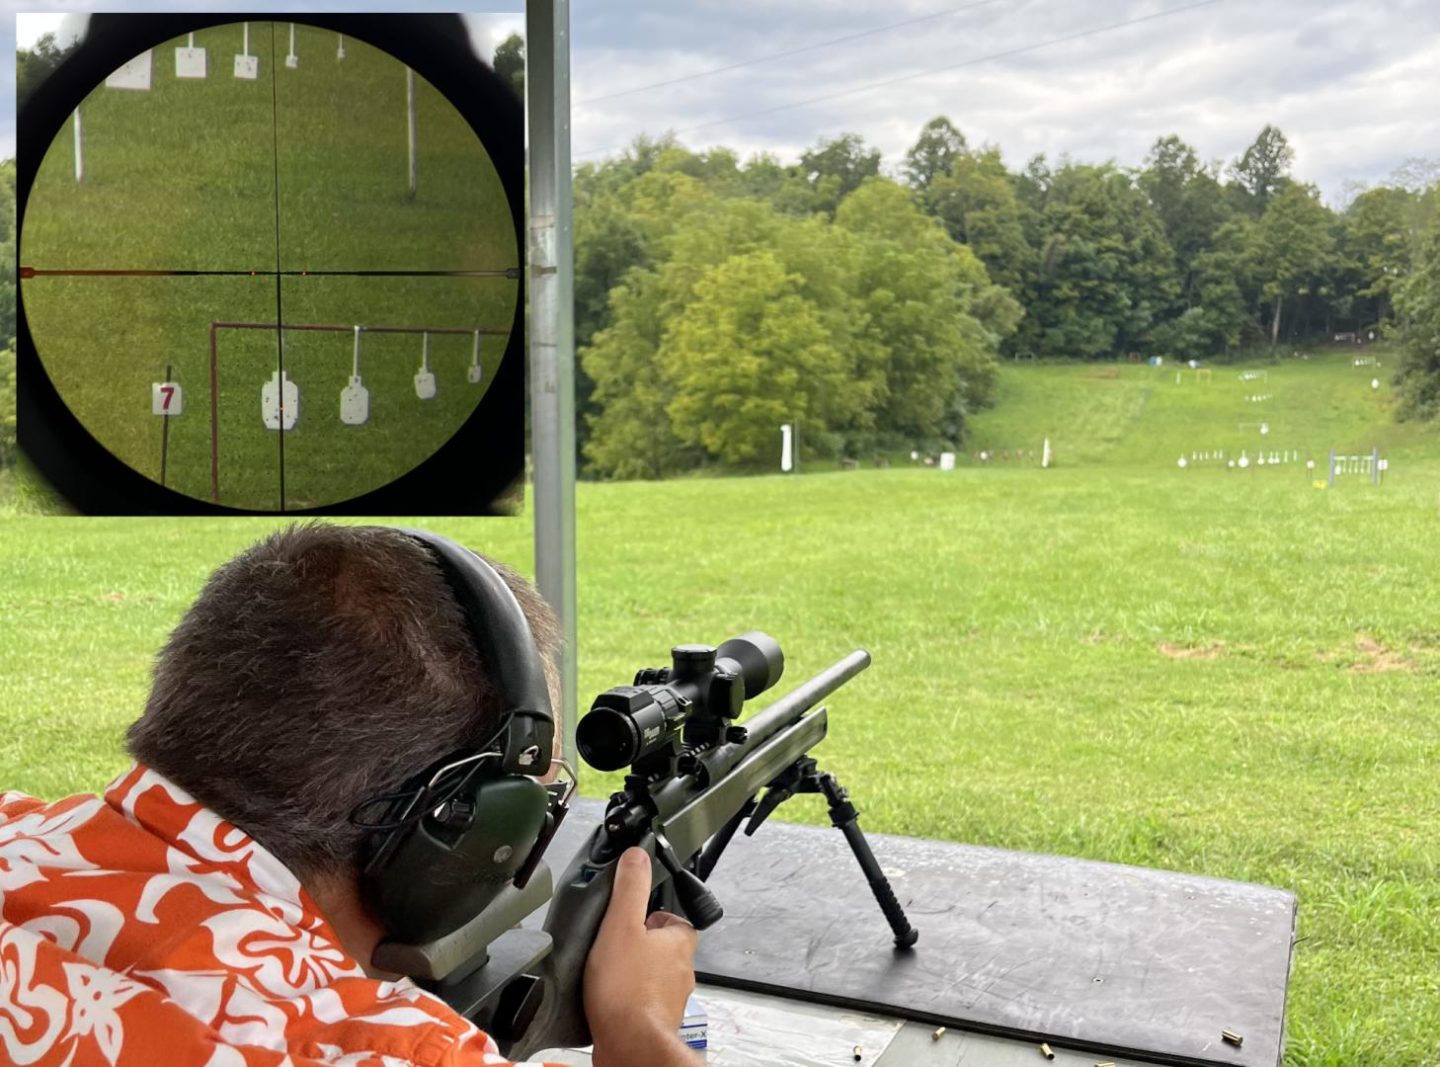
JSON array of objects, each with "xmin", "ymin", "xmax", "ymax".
[{"xmin": 207, "ymin": 319, "xmax": 503, "ymax": 504}]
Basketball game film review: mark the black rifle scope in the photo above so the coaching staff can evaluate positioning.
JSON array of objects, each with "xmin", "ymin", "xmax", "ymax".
[{"xmin": 576, "ymin": 632, "xmax": 784, "ymax": 772}]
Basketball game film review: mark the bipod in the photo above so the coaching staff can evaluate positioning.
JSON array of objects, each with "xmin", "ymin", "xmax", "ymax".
[{"xmin": 743, "ymin": 756, "xmax": 919, "ymax": 948}]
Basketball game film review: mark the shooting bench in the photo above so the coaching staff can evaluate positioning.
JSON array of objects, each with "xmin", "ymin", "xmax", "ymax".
[{"xmin": 532, "ymin": 798, "xmax": 1296, "ymax": 1067}]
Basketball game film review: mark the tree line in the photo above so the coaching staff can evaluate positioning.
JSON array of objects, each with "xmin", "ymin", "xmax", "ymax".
[{"xmin": 574, "ymin": 120, "xmax": 1440, "ymax": 478}]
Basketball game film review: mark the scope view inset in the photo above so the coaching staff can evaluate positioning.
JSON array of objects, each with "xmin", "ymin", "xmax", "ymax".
[{"xmin": 20, "ymin": 21, "xmax": 520, "ymax": 510}]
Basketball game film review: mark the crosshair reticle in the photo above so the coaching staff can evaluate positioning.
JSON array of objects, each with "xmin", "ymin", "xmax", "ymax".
[{"xmin": 19, "ymin": 20, "xmax": 521, "ymax": 511}]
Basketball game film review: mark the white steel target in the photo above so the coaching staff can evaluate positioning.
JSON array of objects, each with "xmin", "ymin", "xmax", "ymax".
[
  {"xmin": 468, "ymin": 330, "xmax": 484, "ymax": 384},
  {"xmin": 340, "ymin": 325, "xmax": 370, "ymax": 425},
  {"xmin": 415, "ymin": 332, "xmax": 437, "ymax": 399},
  {"xmin": 176, "ymin": 33, "xmax": 207, "ymax": 79},
  {"xmin": 234, "ymin": 23, "xmax": 259, "ymax": 80},
  {"xmin": 261, "ymin": 370, "xmax": 298, "ymax": 430}
]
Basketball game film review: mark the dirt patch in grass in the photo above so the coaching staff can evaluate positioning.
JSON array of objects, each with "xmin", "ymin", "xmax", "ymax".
[
  {"xmin": 1157, "ymin": 641, "xmax": 1225, "ymax": 660},
  {"xmin": 1316, "ymin": 634, "xmax": 1416, "ymax": 673}
]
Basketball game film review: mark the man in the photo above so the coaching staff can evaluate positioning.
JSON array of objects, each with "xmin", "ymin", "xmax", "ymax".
[{"xmin": 0, "ymin": 524, "xmax": 701, "ymax": 1066}]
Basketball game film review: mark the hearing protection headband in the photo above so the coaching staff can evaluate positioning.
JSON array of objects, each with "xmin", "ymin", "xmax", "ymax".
[{"xmin": 350, "ymin": 529, "xmax": 572, "ymax": 946}]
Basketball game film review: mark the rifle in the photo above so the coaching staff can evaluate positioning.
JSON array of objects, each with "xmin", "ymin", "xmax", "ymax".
[{"xmin": 372, "ymin": 632, "xmax": 917, "ymax": 1059}]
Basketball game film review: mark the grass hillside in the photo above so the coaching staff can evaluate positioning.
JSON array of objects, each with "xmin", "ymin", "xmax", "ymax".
[
  {"xmin": 2, "ymin": 350, "xmax": 1438, "ymax": 1062},
  {"xmin": 964, "ymin": 346, "xmax": 1431, "ymax": 468}
]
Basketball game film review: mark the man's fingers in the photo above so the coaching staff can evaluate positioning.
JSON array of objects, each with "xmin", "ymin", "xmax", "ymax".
[
  {"xmin": 646, "ymin": 910, "xmax": 699, "ymax": 954},
  {"xmin": 603, "ymin": 847, "xmax": 654, "ymax": 929}
]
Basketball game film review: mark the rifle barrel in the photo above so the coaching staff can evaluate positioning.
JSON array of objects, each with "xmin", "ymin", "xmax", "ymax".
[
  {"xmin": 658, "ymin": 648, "xmax": 870, "ymax": 815},
  {"xmin": 736, "ymin": 649, "xmax": 871, "ymax": 746}
]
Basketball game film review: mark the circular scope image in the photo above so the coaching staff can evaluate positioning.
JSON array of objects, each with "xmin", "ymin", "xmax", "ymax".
[{"xmin": 20, "ymin": 20, "xmax": 520, "ymax": 511}]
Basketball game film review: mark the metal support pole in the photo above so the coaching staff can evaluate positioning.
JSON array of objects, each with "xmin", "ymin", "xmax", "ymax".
[
  {"xmin": 528, "ymin": 0, "xmax": 578, "ymax": 768},
  {"xmin": 1371, "ymin": 446, "xmax": 1379, "ymax": 486},
  {"xmin": 1328, "ymin": 448, "xmax": 1336, "ymax": 488}
]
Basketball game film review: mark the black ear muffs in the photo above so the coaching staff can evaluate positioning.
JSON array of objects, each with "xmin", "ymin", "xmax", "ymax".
[
  {"xmin": 362, "ymin": 771, "xmax": 551, "ymax": 944},
  {"xmin": 399, "ymin": 528, "xmax": 555, "ymax": 776},
  {"xmin": 352, "ymin": 529, "xmax": 570, "ymax": 948}
]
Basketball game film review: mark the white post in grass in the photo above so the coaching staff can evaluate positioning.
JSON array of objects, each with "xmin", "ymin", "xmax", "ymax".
[
  {"xmin": 406, "ymin": 67, "xmax": 418, "ymax": 197},
  {"xmin": 73, "ymin": 108, "xmax": 83, "ymax": 182},
  {"xmin": 780, "ymin": 424, "xmax": 793, "ymax": 473}
]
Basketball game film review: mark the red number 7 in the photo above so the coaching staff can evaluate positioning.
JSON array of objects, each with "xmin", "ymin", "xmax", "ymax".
[{"xmin": 160, "ymin": 384, "xmax": 175, "ymax": 411}]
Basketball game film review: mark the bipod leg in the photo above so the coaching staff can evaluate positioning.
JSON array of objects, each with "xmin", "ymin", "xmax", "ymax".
[{"xmin": 816, "ymin": 771, "xmax": 919, "ymax": 949}]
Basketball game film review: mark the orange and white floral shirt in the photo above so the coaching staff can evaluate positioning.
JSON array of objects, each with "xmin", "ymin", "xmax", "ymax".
[{"xmin": 0, "ymin": 764, "xmax": 563, "ymax": 1067}]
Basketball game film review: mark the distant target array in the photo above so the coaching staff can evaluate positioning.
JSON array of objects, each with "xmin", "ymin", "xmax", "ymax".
[
  {"xmin": 1174, "ymin": 358, "xmax": 1390, "ymax": 488},
  {"xmin": 148, "ymin": 323, "xmax": 499, "ymax": 431}
]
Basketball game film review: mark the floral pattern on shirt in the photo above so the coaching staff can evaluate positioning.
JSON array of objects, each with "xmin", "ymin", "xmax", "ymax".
[{"xmin": 0, "ymin": 764, "xmax": 561, "ymax": 1067}]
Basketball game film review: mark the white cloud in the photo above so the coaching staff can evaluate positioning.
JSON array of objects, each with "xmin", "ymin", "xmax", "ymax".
[
  {"xmin": 461, "ymin": 13, "xmax": 525, "ymax": 67},
  {"xmin": 16, "ymin": 13, "xmax": 83, "ymax": 50},
  {"xmin": 570, "ymin": 0, "xmax": 1440, "ymax": 202},
  {"xmin": 4, "ymin": 0, "xmax": 1434, "ymax": 197}
]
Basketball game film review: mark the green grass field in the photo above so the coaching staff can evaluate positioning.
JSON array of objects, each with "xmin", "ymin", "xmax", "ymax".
[
  {"xmin": 2, "ymin": 350, "xmax": 1438, "ymax": 1063},
  {"xmin": 19, "ymin": 23, "xmax": 518, "ymax": 509},
  {"xmin": 965, "ymin": 349, "xmax": 1432, "ymax": 467}
]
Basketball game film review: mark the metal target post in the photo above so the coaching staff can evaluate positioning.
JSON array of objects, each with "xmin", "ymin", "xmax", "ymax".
[{"xmin": 406, "ymin": 67, "xmax": 418, "ymax": 197}]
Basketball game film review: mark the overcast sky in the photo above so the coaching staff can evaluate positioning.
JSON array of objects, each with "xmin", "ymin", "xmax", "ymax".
[
  {"xmin": 6, "ymin": 1, "xmax": 1438, "ymax": 203},
  {"xmin": 569, "ymin": 0, "xmax": 1439, "ymax": 203}
]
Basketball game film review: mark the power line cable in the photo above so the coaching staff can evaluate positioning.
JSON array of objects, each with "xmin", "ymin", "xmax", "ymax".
[
  {"xmin": 577, "ymin": 0, "xmax": 1018, "ymax": 105},
  {"xmin": 576, "ymin": 0, "xmax": 1222, "ymax": 160}
]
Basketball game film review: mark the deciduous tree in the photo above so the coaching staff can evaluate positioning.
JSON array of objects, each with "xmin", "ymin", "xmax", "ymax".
[
  {"xmin": 1229, "ymin": 125, "xmax": 1294, "ymax": 215},
  {"xmin": 1251, "ymin": 182, "xmax": 1335, "ymax": 344},
  {"xmin": 1395, "ymin": 212, "xmax": 1440, "ymax": 420},
  {"xmin": 493, "ymin": 33, "xmax": 523, "ymax": 98},
  {"xmin": 902, "ymin": 116, "xmax": 967, "ymax": 193}
]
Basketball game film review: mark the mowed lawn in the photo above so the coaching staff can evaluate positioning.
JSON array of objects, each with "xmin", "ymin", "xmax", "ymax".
[
  {"xmin": 18, "ymin": 22, "xmax": 518, "ymax": 509},
  {"xmin": 964, "ymin": 348, "xmax": 1431, "ymax": 468},
  {"xmin": 3, "ymin": 352, "xmax": 1438, "ymax": 1062},
  {"xmin": 3, "ymin": 466, "xmax": 1438, "ymax": 1063}
]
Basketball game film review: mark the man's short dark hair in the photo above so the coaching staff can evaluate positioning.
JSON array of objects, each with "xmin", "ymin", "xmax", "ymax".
[{"xmin": 126, "ymin": 523, "xmax": 561, "ymax": 884}]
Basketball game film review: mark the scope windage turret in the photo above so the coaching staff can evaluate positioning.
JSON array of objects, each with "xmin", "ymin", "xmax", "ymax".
[{"xmin": 576, "ymin": 632, "xmax": 784, "ymax": 772}]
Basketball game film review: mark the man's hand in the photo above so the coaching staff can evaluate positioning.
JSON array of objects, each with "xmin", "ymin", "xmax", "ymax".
[{"xmin": 584, "ymin": 847, "xmax": 702, "ymax": 1067}]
